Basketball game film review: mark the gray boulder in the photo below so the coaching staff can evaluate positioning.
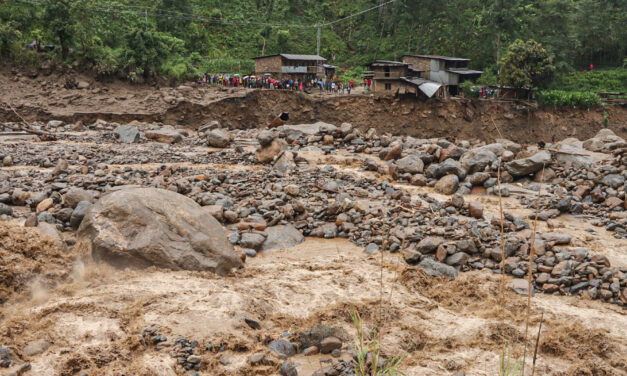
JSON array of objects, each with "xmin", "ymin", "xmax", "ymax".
[
  {"xmin": 0, "ymin": 203, "xmax": 12, "ymax": 216},
  {"xmin": 63, "ymin": 188, "xmax": 94, "ymax": 209},
  {"xmin": 207, "ymin": 129, "xmax": 231, "ymax": 148},
  {"xmin": 395, "ymin": 154, "xmax": 424, "ymax": 174},
  {"xmin": 583, "ymin": 129, "xmax": 625, "ymax": 152},
  {"xmin": 460, "ymin": 149, "xmax": 497, "ymax": 174},
  {"xmin": 257, "ymin": 130, "xmax": 276, "ymax": 147},
  {"xmin": 261, "ymin": 224, "xmax": 304, "ymax": 251},
  {"xmin": 418, "ymin": 258, "xmax": 458, "ymax": 279},
  {"xmin": 425, "ymin": 159, "xmax": 466, "ymax": 180},
  {"xmin": 145, "ymin": 128, "xmax": 183, "ymax": 144},
  {"xmin": 435, "ymin": 174, "xmax": 459, "ymax": 195},
  {"xmin": 505, "ymin": 150, "xmax": 551, "ymax": 177},
  {"xmin": 240, "ymin": 232, "xmax": 266, "ymax": 250},
  {"xmin": 0, "ymin": 347, "xmax": 12, "ymax": 367},
  {"xmin": 268, "ymin": 339, "xmax": 296, "ymax": 358},
  {"xmin": 603, "ymin": 174, "xmax": 624, "ymax": 189},
  {"xmin": 77, "ymin": 187, "xmax": 243, "ymax": 275},
  {"xmin": 70, "ymin": 201, "xmax": 91, "ymax": 229},
  {"xmin": 114, "ymin": 125, "xmax": 140, "ymax": 144}
]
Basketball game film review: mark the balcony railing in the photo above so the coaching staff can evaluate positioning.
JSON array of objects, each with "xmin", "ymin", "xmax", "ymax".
[
  {"xmin": 280, "ymin": 66, "xmax": 324, "ymax": 74},
  {"xmin": 372, "ymin": 72, "xmax": 404, "ymax": 79}
]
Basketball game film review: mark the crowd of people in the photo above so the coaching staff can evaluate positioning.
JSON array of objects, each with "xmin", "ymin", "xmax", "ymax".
[{"xmin": 198, "ymin": 72, "xmax": 366, "ymax": 95}]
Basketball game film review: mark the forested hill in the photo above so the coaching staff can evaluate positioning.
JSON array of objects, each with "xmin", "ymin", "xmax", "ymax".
[{"xmin": 0, "ymin": 0, "xmax": 625, "ymax": 82}]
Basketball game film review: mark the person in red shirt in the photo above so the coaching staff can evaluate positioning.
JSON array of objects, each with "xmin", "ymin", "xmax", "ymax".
[{"xmin": 350, "ymin": 80, "xmax": 354, "ymax": 88}]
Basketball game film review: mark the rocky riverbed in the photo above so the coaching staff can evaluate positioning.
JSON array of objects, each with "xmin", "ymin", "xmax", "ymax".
[{"xmin": 0, "ymin": 117, "xmax": 625, "ymax": 375}]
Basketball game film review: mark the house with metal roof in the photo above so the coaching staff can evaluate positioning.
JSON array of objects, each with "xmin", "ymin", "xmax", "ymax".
[
  {"xmin": 401, "ymin": 54, "xmax": 483, "ymax": 96},
  {"xmin": 364, "ymin": 60, "xmax": 444, "ymax": 98},
  {"xmin": 251, "ymin": 53, "xmax": 335, "ymax": 80}
]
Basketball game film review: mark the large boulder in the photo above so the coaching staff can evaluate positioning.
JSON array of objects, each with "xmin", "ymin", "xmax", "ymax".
[
  {"xmin": 78, "ymin": 188, "xmax": 243, "ymax": 275},
  {"xmin": 145, "ymin": 128, "xmax": 184, "ymax": 144},
  {"xmin": 114, "ymin": 125, "xmax": 140, "ymax": 144},
  {"xmin": 460, "ymin": 148, "xmax": 497, "ymax": 174},
  {"xmin": 505, "ymin": 150, "xmax": 551, "ymax": 177},
  {"xmin": 207, "ymin": 129, "xmax": 232, "ymax": 148},
  {"xmin": 425, "ymin": 159, "xmax": 466, "ymax": 180},
  {"xmin": 63, "ymin": 188, "xmax": 94, "ymax": 209},
  {"xmin": 261, "ymin": 224, "xmax": 304, "ymax": 251},
  {"xmin": 418, "ymin": 258, "xmax": 458, "ymax": 279},
  {"xmin": 434, "ymin": 174, "xmax": 459, "ymax": 195},
  {"xmin": 395, "ymin": 154, "xmax": 424, "ymax": 174},
  {"xmin": 583, "ymin": 129, "xmax": 625, "ymax": 152},
  {"xmin": 554, "ymin": 138, "xmax": 592, "ymax": 169}
]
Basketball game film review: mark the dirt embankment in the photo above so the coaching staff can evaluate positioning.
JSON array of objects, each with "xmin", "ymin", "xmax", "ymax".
[
  {"xmin": 162, "ymin": 92, "xmax": 627, "ymax": 144},
  {"xmin": 1, "ymin": 70, "xmax": 625, "ymax": 144}
]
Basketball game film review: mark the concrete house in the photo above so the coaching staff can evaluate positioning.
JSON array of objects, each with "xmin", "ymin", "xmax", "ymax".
[
  {"xmin": 251, "ymin": 54, "xmax": 335, "ymax": 81},
  {"xmin": 365, "ymin": 60, "xmax": 443, "ymax": 98},
  {"xmin": 401, "ymin": 54, "xmax": 483, "ymax": 95}
]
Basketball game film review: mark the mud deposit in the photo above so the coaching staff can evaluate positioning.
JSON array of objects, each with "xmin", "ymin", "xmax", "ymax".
[
  {"xmin": 1, "ymin": 70, "xmax": 626, "ymax": 143},
  {"xmin": 0, "ymin": 73, "xmax": 626, "ymax": 376}
]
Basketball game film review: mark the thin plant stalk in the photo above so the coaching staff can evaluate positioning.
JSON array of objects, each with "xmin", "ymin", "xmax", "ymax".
[
  {"xmin": 497, "ymin": 164, "xmax": 506, "ymax": 325},
  {"xmin": 531, "ymin": 311, "xmax": 544, "ymax": 376},
  {"xmin": 522, "ymin": 165, "xmax": 544, "ymax": 375}
]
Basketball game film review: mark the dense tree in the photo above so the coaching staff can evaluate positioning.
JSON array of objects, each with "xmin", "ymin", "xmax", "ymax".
[
  {"xmin": 499, "ymin": 39, "xmax": 555, "ymax": 89},
  {"xmin": 0, "ymin": 0, "xmax": 624, "ymax": 83},
  {"xmin": 41, "ymin": 0, "xmax": 73, "ymax": 58}
]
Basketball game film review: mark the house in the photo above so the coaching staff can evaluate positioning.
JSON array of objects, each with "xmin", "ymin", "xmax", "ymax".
[
  {"xmin": 401, "ymin": 54, "xmax": 483, "ymax": 95},
  {"xmin": 364, "ymin": 60, "xmax": 443, "ymax": 98},
  {"xmin": 251, "ymin": 54, "xmax": 335, "ymax": 81}
]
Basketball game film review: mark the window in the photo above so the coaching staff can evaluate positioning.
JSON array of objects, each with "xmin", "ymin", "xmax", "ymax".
[
  {"xmin": 385, "ymin": 83, "xmax": 392, "ymax": 90},
  {"xmin": 384, "ymin": 66, "xmax": 390, "ymax": 77}
]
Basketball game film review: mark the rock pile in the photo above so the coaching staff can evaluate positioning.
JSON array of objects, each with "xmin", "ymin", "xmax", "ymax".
[{"xmin": 1, "ymin": 120, "xmax": 625, "ymax": 306}]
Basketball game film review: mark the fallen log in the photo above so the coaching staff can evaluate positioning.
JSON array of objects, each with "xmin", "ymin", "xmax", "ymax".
[{"xmin": 2, "ymin": 102, "xmax": 57, "ymax": 141}]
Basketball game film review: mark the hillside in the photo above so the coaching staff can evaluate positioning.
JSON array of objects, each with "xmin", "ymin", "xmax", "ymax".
[{"xmin": 1, "ymin": 0, "xmax": 626, "ymax": 82}]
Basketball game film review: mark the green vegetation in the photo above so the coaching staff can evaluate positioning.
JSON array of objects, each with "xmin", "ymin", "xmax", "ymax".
[
  {"xmin": 498, "ymin": 341, "xmax": 522, "ymax": 376},
  {"xmin": 351, "ymin": 310, "xmax": 405, "ymax": 376},
  {"xmin": 0, "ymin": 0, "xmax": 625, "ymax": 83},
  {"xmin": 460, "ymin": 81, "xmax": 479, "ymax": 98},
  {"xmin": 499, "ymin": 39, "xmax": 554, "ymax": 90},
  {"xmin": 537, "ymin": 90, "xmax": 601, "ymax": 108},
  {"xmin": 551, "ymin": 69, "xmax": 627, "ymax": 93}
]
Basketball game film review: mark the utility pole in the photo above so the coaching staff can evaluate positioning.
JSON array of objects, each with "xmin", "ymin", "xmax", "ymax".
[{"xmin": 316, "ymin": 26, "xmax": 321, "ymax": 56}]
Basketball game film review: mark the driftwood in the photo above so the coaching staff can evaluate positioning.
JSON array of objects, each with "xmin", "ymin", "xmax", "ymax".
[{"xmin": 3, "ymin": 102, "xmax": 57, "ymax": 141}]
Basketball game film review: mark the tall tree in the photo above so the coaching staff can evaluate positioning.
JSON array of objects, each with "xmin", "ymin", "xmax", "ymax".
[
  {"xmin": 500, "ymin": 39, "xmax": 555, "ymax": 89},
  {"xmin": 41, "ymin": 0, "xmax": 73, "ymax": 58}
]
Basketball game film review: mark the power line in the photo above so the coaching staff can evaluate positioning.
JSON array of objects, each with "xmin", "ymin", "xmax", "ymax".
[
  {"xmin": 320, "ymin": 0, "xmax": 397, "ymax": 27},
  {"xmin": 12, "ymin": 0, "xmax": 396, "ymax": 29}
]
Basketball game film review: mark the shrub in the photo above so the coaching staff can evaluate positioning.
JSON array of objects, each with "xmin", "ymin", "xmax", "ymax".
[
  {"xmin": 537, "ymin": 90, "xmax": 601, "ymax": 107},
  {"xmin": 460, "ymin": 81, "xmax": 479, "ymax": 98},
  {"xmin": 551, "ymin": 69, "xmax": 627, "ymax": 93}
]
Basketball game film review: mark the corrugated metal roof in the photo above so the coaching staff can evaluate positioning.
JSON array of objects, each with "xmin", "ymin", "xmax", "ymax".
[
  {"xmin": 252, "ymin": 54, "xmax": 327, "ymax": 61},
  {"xmin": 447, "ymin": 68, "xmax": 483, "ymax": 75},
  {"xmin": 402, "ymin": 54, "xmax": 470, "ymax": 62},
  {"xmin": 401, "ymin": 77, "xmax": 442, "ymax": 98},
  {"xmin": 369, "ymin": 60, "xmax": 408, "ymax": 67}
]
